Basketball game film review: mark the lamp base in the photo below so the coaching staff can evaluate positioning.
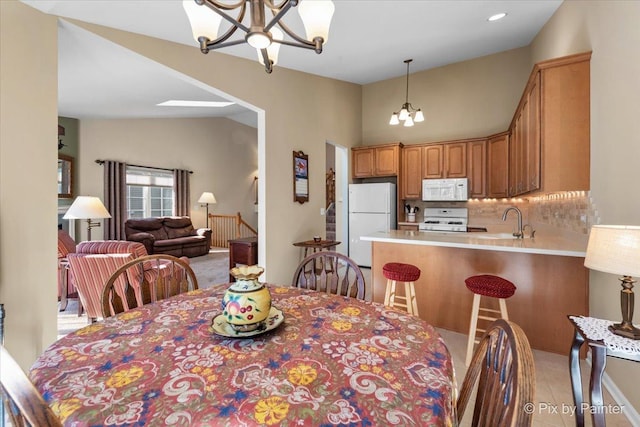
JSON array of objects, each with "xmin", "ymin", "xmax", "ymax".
[{"xmin": 609, "ymin": 323, "xmax": 640, "ymax": 340}]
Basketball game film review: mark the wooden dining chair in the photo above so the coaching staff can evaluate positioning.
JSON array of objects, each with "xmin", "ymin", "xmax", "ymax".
[
  {"xmin": 101, "ymin": 254, "xmax": 199, "ymax": 318},
  {"xmin": 291, "ymin": 251, "xmax": 366, "ymax": 300},
  {"xmin": 456, "ymin": 319, "xmax": 536, "ymax": 427},
  {"xmin": 0, "ymin": 345, "xmax": 63, "ymax": 427}
]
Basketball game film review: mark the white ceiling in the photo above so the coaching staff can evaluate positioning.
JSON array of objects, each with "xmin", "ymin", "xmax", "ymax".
[{"xmin": 23, "ymin": 0, "xmax": 563, "ymax": 123}]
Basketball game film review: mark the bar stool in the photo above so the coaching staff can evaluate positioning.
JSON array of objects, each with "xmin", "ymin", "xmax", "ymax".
[
  {"xmin": 464, "ymin": 274, "xmax": 516, "ymax": 366},
  {"xmin": 383, "ymin": 262, "xmax": 420, "ymax": 316}
]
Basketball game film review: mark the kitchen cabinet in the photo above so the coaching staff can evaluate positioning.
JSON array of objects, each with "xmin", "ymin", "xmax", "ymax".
[
  {"xmin": 538, "ymin": 54, "xmax": 589, "ymax": 193},
  {"xmin": 401, "ymin": 145, "xmax": 422, "ymax": 199},
  {"xmin": 398, "ymin": 223, "xmax": 419, "ymax": 231},
  {"xmin": 508, "ymin": 52, "xmax": 589, "ymax": 196},
  {"xmin": 509, "ymin": 73, "xmax": 540, "ymax": 196},
  {"xmin": 421, "ymin": 142, "xmax": 466, "ymax": 179},
  {"xmin": 467, "ymin": 138, "xmax": 486, "ymax": 198},
  {"xmin": 351, "ymin": 142, "xmax": 402, "ymax": 178},
  {"xmin": 421, "ymin": 145, "xmax": 443, "ymax": 179},
  {"xmin": 487, "ymin": 133, "xmax": 509, "ymax": 198}
]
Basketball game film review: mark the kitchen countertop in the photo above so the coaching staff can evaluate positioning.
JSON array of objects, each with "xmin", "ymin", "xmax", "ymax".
[{"xmin": 361, "ymin": 229, "xmax": 587, "ymax": 257}]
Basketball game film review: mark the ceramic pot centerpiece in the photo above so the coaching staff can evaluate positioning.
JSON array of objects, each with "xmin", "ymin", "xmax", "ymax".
[{"xmin": 222, "ymin": 265, "xmax": 271, "ymax": 332}]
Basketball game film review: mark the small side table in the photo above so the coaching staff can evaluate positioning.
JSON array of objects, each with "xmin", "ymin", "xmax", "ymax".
[
  {"xmin": 293, "ymin": 239, "xmax": 341, "ymax": 259},
  {"xmin": 568, "ymin": 315, "xmax": 640, "ymax": 427},
  {"xmin": 228, "ymin": 237, "xmax": 258, "ymax": 282}
]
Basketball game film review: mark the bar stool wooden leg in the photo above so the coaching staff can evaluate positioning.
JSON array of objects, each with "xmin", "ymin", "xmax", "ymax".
[
  {"xmin": 465, "ymin": 294, "xmax": 481, "ymax": 367},
  {"xmin": 403, "ymin": 281, "xmax": 413, "ymax": 315},
  {"xmin": 499, "ymin": 298, "xmax": 509, "ymax": 320},
  {"xmin": 384, "ymin": 279, "xmax": 393, "ymax": 307}
]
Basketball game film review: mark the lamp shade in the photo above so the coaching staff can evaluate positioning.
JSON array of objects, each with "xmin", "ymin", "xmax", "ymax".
[
  {"xmin": 183, "ymin": 0, "xmax": 222, "ymax": 42},
  {"xmin": 257, "ymin": 27, "xmax": 283, "ymax": 66},
  {"xmin": 63, "ymin": 196, "xmax": 111, "ymax": 220},
  {"xmin": 198, "ymin": 192, "xmax": 217, "ymax": 204},
  {"xmin": 584, "ymin": 225, "xmax": 640, "ymax": 277},
  {"xmin": 298, "ymin": 0, "xmax": 335, "ymax": 43}
]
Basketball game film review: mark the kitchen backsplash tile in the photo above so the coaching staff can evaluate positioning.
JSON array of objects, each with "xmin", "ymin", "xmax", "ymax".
[{"xmin": 413, "ymin": 191, "xmax": 598, "ymax": 234}]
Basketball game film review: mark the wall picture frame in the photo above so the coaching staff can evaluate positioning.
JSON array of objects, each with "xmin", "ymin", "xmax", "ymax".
[{"xmin": 293, "ymin": 150, "xmax": 309, "ymax": 204}]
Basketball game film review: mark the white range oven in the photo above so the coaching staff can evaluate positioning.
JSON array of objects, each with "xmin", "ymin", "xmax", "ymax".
[{"xmin": 418, "ymin": 208, "xmax": 468, "ymax": 232}]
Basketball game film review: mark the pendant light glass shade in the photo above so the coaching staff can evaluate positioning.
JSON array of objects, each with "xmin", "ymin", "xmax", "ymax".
[
  {"xmin": 182, "ymin": 0, "xmax": 221, "ymax": 42},
  {"xmin": 404, "ymin": 115, "xmax": 414, "ymax": 127},
  {"xmin": 414, "ymin": 110, "xmax": 425, "ymax": 122},
  {"xmin": 247, "ymin": 32, "xmax": 272, "ymax": 49},
  {"xmin": 389, "ymin": 113, "xmax": 400, "ymax": 125},
  {"xmin": 398, "ymin": 108, "xmax": 409, "ymax": 121},
  {"xmin": 298, "ymin": 0, "xmax": 335, "ymax": 43},
  {"xmin": 257, "ymin": 27, "xmax": 284, "ymax": 66}
]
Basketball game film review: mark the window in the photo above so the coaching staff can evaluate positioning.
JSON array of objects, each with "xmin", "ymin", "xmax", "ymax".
[{"xmin": 126, "ymin": 167, "xmax": 174, "ymax": 218}]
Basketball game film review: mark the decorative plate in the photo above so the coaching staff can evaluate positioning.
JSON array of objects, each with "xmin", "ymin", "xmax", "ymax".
[{"xmin": 211, "ymin": 306, "xmax": 284, "ymax": 338}]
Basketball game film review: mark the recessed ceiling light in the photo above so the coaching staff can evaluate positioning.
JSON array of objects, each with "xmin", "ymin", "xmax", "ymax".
[
  {"xmin": 157, "ymin": 100, "xmax": 235, "ymax": 107},
  {"xmin": 488, "ymin": 12, "xmax": 507, "ymax": 22}
]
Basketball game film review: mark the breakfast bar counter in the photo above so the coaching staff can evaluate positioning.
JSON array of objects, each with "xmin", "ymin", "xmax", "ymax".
[{"xmin": 362, "ymin": 230, "xmax": 589, "ymax": 354}]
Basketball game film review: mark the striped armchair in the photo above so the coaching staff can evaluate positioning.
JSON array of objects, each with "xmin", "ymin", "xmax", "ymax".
[
  {"xmin": 67, "ymin": 241, "xmax": 149, "ymax": 321},
  {"xmin": 57, "ymin": 230, "xmax": 80, "ymax": 313}
]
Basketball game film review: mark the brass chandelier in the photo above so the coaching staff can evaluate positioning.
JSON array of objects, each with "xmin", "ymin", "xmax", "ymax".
[
  {"xmin": 389, "ymin": 59, "xmax": 424, "ymax": 127},
  {"xmin": 183, "ymin": 0, "xmax": 335, "ymax": 73}
]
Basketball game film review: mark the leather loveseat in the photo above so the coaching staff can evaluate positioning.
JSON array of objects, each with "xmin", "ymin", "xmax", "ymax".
[{"xmin": 124, "ymin": 217, "xmax": 211, "ymax": 258}]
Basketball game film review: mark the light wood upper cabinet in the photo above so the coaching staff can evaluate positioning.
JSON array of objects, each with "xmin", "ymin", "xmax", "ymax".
[
  {"xmin": 467, "ymin": 139, "xmax": 486, "ymax": 198},
  {"xmin": 444, "ymin": 142, "xmax": 467, "ymax": 178},
  {"xmin": 401, "ymin": 146, "xmax": 422, "ymax": 200},
  {"xmin": 508, "ymin": 52, "xmax": 589, "ymax": 196},
  {"xmin": 538, "ymin": 54, "xmax": 589, "ymax": 193},
  {"xmin": 352, "ymin": 142, "xmax": 402, "ymax": 179},
  {"xmin": 422, "ymin": 145, "xmax": 443, "ymax": 179},
  {"xmin": 352, "ymin": 148, "xmax": 374, "ymax": 178},
  {"xmin": 487, "ymin": 133, "xmax": 509, "ymax": 198},
  {"xmin": 422, "ymin": 143, "xmax": 467, "ymax": 179}
]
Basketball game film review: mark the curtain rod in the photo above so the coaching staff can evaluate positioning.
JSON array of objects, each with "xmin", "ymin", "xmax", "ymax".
[{"xmin": 95, "ymin": 160, "xmax": 193, "ymax": 174}]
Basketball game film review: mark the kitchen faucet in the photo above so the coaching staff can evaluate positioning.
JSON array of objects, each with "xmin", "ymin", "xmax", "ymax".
[{"xmin": 502, "ymin": 206, "xmax": 524, "ymax": 238}]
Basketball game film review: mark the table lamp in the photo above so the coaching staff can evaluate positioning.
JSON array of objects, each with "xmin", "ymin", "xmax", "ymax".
[
  {"xmin": 198, "ymin": 192, "xmax": 217, "ymax": 225},
  {"xmin": 584, "ymin": 224, "xmax": 640, "ymax": 339},
  {"xmin": 63, "ymin": 196, "xmax": 112, "ymax": 241}
]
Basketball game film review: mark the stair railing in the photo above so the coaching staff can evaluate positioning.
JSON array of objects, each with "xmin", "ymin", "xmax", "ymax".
[{"xmin": 208, "ymin": 212, "xmax": 258, "ymax": 248}]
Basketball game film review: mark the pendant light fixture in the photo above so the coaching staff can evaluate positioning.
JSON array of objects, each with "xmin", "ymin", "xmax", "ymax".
[
  {"xmin": 389, "ymin": 59, "xmax": 424, "ymax": 127},
  {"xmin": 183, "ymin": 0, "xmax": 335, "ymax": 74}
]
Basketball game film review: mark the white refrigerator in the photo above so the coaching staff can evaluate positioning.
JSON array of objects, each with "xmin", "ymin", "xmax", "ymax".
[{"xmin": 348, "ymin": 183, "xmax": 396, "ymax": 267}]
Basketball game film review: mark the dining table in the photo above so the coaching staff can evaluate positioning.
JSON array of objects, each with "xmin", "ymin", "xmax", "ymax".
[{"xmin": 30, "ymin": 284, "xmax": 457, "ymax": 426}]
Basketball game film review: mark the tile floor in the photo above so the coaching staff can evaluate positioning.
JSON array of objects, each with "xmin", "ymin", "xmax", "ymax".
[{"xmin": 57, "ymin": 266, "xmax": 634, "ymax": 426}]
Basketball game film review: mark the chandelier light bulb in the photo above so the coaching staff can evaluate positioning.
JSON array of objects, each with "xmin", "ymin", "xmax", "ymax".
[
  {"xmin": 389, "ymin": 113, "xmax": 400, "ymax": 126},
  {"xmin": 247, "ymin": 32, "xmax": 272, "ymax": 49},
  {"xmin": 398, "ymin": 108, "xmax": 409, "ymax": 121},
  {"xmin": 257, "ymin": 27, "xmax": 283, "ymax": 66},
  {"xmin": 414, "ymin": 110, "xmax": 425, "ymax": 122}
]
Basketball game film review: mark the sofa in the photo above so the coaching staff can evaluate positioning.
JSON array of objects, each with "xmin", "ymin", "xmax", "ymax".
[{"xmin": 124, "ymin": 217, "xmax": 211, "ymax": 258}]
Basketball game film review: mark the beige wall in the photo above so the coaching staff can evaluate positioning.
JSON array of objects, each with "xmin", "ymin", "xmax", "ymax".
[
  {"xmin": 0, "ymin": 1, "xmax": 58, "ymax": 368},
  {"xmin": 75, "ymin": 117, "xmax": 258, "ymax": 240},
  {"xmin": 68, "ymin": 21, "xmax": 363, "ymax": 286},
  {"xmin": 531, "ymin": 0, "xmax": 640, "ymax": 413},
  {"xmin": 362, "ymin": 47, "xmax": 532, "ymax": 145}
]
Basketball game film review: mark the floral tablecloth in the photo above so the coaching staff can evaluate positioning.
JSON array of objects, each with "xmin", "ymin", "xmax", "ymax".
[{"xmin": 31, "ymin": 285, "xmax": 456, "ymax": 426}]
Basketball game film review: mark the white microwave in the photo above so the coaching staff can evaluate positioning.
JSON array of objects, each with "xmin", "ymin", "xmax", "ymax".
[{"xmin": 422, "ymin": 178, "xmax": 468, "ymax": 201}]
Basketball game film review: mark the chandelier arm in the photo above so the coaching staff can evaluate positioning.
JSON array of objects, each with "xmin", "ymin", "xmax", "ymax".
[
  {"xmin": 258, "ymin": 48, "xmax": 274, "ymax": 74},
  {"xmin": 273, "ymin": 38, "xmax": 316, "ymax": 51},
  {"xmin": 205, "ymin": 38, "xmax": 247, "ymax": 51},
  {"xmin": 263, "ymin": 0, "xmax": 294, "ymax": 32},
  {"xmin": 263, "ymin": 0, "xmax": 293, "ymax": 11},
  {"xmin": 276, "ymin": 20, "xmax": 319, "ymax": 50},
  {"xmin": 201, "ymin": 0, "xmax": 246, "ymax": 11},
  {"xmin": 201, "ymin": 0, "xmax": 250, "ymax": 33}
]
